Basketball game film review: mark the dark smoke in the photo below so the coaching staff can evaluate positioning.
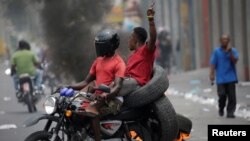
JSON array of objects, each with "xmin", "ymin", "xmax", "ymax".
[
  {"xmin": 41, "ymin": 0, "xmax": 111, "ymax": 82},
  {"xmin": 2, "ymin": 0, "xmax": 27, "ymax": 31}
]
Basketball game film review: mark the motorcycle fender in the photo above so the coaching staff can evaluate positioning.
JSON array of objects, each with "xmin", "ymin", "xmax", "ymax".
[
  {"xmin": 23, "ymin": 113, "xmax": 60, "ymax": 127},
  {"xmin": 22, "ymin": 82, "xmax": 30, "ymax": 92}
]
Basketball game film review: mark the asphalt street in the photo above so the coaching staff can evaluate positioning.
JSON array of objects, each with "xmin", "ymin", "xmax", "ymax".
[
  {"xmin": 167, "ymin": 68, "xmax": 250, "ymax": 141},
  {"xmin": 0, "ymin": 63, "xmax": 250, "ymax": 141},
  {"xmin": 0, "ymin": 63, "xmax": 47, "ymax": 141}
]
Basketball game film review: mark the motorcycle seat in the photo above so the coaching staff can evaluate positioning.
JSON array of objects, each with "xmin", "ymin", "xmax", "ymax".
[{"xmin": 19, "ymin": 73, "xmax": 35, "ymax": 79}]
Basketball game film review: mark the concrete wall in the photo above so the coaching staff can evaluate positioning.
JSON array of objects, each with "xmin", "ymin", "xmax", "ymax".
[
  {"xmin": 155, "ymin": 0, "xmax": 250, "ymax": 81},
  {"xmin": 233, "ymin": 0, "xmax": 245, "ymax": 80},
  {"xmin": 221, "ymin": 0, "xmax": 230, "ymax": 34},
  {"xmin": 192, "ymin": 0, "xmax": 202, "ymax": 69},
  {"xmin": 247, "ymin": 0, "xmax": 250, "ymax": 81},
  {"xmin": 209, "ymin": 0, "xmax": 220, "ymax": 49}
]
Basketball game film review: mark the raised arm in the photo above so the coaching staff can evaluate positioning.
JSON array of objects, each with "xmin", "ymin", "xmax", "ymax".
[{"xmin": 147, "ymin": 8, "xmax": 157, "ymax": 51}]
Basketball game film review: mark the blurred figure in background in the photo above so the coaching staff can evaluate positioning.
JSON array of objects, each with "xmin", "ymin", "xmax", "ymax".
[
  {"xmin": 210, "ymin": 34, "xmax": 239, "ymax": 118},
  {"xmin": 156, "ymin": 28, "xmax": 173, "ymax": 74},
  {"xmin": 10, "ymin": 40, "xmax": 43, "ymax": 96}
]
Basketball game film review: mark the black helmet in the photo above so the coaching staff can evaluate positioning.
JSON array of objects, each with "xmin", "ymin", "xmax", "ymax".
[{"xmin": 95, "ymin": 29, "xmax": 120, "ymax": 57}]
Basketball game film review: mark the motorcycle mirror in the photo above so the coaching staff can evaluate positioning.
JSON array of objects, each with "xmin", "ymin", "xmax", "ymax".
[
  {"xmin": 97, "ymin": 84, "xmax": 110, "ymax": 93},
  {"xmin": 5, "ymin": 68, "xmax": 11, "ymax": 76}
]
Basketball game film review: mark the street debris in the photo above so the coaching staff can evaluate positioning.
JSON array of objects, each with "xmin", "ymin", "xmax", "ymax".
[
  {"xmin": 235, "ymin": 105, "xmax": 250, "ymax": 121},
  {"xmin": 3, "ymin": 97, "xmax": 11, "ymax": 101},
  {"xmin": 0, "ymin": 124, "xmax": 17, "ymax": 130},
  {"xmin": 203, "ymin": 88, "xmax": 212, "ymax": 93},
  {"xmin": 238, "ymin": 82, "xmax": 250, "ymax": 87},
  {"xmin": 0, "ymin": 111, "xmax": 5, "ymax": 114},
  {"xmin": 167, "ymin": 87, "xmax": 250, "ymax": 120},
  {"xmin": 202, "ymin": 108, "xmax": 210, "ymax": 112},
  {"xmin": 245, "ymin": 95, "xmax": 250, "ymax": 99},
  {"xmin": 189, "ymin": 80, "xmax": 201, "ymax": 85}
]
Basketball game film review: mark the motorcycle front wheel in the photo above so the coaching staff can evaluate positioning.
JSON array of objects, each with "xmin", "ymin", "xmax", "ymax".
[{"xmin": 24, "ymin": 131, "xmax": 62, "ymax": 141}]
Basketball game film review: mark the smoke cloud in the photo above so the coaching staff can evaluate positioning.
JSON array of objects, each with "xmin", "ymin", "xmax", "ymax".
[{"xmin": 41, "ymin": 0, "xmax": 111, "ymax": 82}]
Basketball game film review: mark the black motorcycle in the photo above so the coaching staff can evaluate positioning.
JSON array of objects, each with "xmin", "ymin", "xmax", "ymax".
[
  {"xmin": 17, "ymin": 73, "xmax": 41, "ymax": 113},
  {"xmin": 23, "ymin": 65, "xmax": 179, "ymax": 141},
  {"xmin": 23, "ymin": 85, "xmax": 155, "ymax": 141}
]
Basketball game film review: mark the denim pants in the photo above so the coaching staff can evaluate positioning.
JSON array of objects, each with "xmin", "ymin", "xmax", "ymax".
[
  {"xmin": 13, "ymin": 69, "xmax": 43, "ymax": 91},
  {"xmin": 117, "ymin": 77, "xmax": 140, "ymax": 96}
]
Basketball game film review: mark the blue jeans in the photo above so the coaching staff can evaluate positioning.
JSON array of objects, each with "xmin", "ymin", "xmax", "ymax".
[{"xmin": 13, "ymin": 69, "xmax": 43, "ymax": 91}]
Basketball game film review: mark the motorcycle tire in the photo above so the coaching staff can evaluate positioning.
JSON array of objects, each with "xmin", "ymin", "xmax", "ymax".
[
  {"xmin": 24, "ymin": 131, "xmax": 63, "ymax": 141},
  {"xmin": 124, "ymin": 65, "xmax": 169, "ymax": 108},
  {"xmin": 26, "ymin": 93, "xmax": 37, "ymax": 113},
  {"xmin": 27, "ymin": 93, "xmax": 37, "ymax": 113},
  {"xmin": 150, "ymin": 95, "xmax": 179, "ymax": 141},
  {"xmin": 128, "ymin": 124, "xmax": 152, "ymax": 141},
  {"xmin": 24, "ymin": 131, "xmax": 51, "ymax": 141}
]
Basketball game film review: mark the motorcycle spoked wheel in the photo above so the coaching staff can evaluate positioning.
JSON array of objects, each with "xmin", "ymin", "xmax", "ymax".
[
  {"xmin": 127, "ymin": 125, "xmax": 152, "ymax": 141},
  {"xmin": 24, "ymin": 131, "xmax": 63, "ymax": 141}
]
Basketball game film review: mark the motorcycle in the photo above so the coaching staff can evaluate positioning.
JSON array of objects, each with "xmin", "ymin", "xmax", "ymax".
[
  {"xmin": 17, "ymin": 73, "xmax": 42, "ymax": 113},
  {"xmin": 23, "ymin": 65, "xmax": 179, "ymax": 141},
  {"xmin": 23, "ymin": 84, "xmax": 175, "ymax": 141},
  {"xmin": 5, "ymin": 68, "xmax": 42, "ymax": 113}
]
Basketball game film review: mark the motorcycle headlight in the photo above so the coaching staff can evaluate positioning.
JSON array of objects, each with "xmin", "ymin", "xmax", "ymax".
[{"xmin": 43, "ymin": 96, "xmax": 57, "ymax": 114}]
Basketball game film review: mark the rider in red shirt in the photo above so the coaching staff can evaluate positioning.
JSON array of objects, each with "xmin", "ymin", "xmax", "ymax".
[
  {"xmin": 118, "ymin": 7, "xmax": 157, "ymax": 96},
  {"xmin": 89, "ymin": 55, "xmax": 125, "ymax": 88},
  {"xmin": 70, "ymin": 30, "xmax": 125, "ymax": 100},
  {"xmin": 69, "ymin": 29, "xmax": 125, "ymax": 141}
]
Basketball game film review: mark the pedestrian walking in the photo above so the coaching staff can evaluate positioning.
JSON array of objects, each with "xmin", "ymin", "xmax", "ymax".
[
  {"xmin": 155, "ymin": 28, "xmax": 173, "ymax": 74},
  {"xmin": 209, "ymin": 34, "xmax": 239, "ymax": 118}
]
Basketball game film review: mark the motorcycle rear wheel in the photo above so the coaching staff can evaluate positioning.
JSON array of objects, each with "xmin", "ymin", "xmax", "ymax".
[
  {"xmin": 24, "ymin": 131, "xmax": 61, "ymax": 141},
  {"xmin": 26, "ymin": 93, "xmax": 37, "ymax": 113}
]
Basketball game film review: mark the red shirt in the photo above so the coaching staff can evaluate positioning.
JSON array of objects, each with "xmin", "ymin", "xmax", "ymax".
[
  {"xmin": 90, "ymin": 54, "xmax": 126, "ymax": 87},
  {"xmin": 125, "ymin": 44, "xmax": 156, "ymax": 86}
]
